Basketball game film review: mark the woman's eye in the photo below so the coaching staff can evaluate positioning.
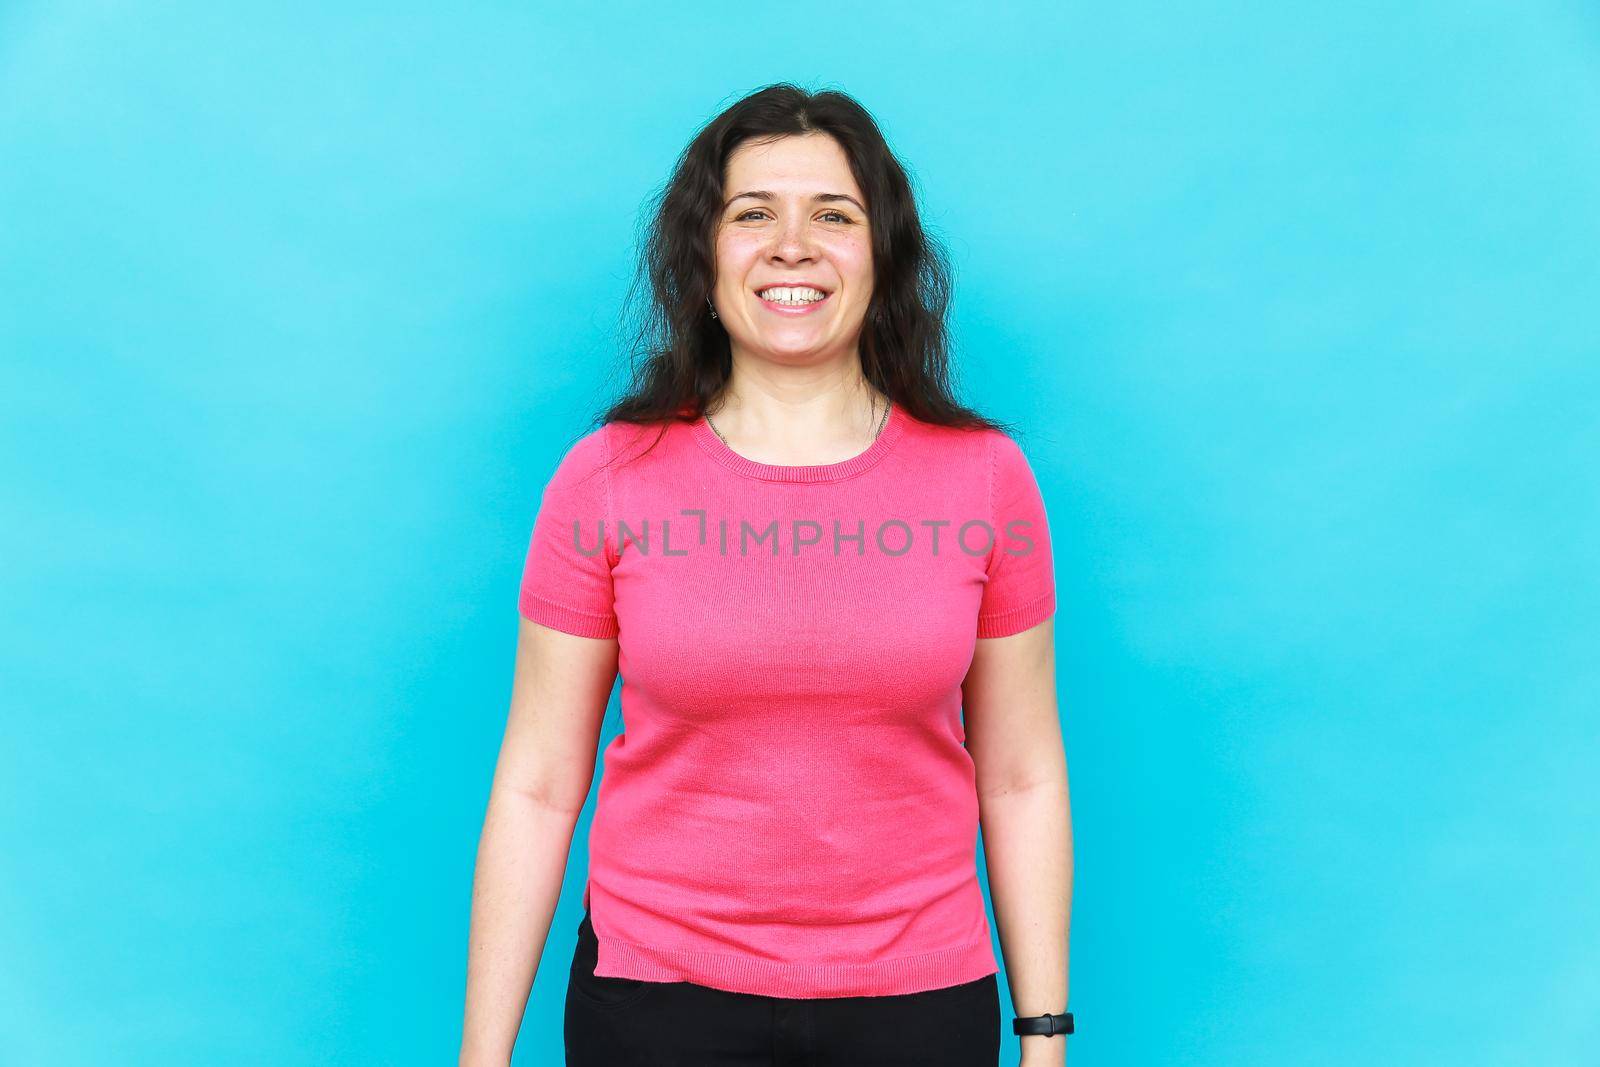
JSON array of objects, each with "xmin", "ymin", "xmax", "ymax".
[{"xmin": 731, "ymin": 209, "xmax": 855, "ymax": 224}]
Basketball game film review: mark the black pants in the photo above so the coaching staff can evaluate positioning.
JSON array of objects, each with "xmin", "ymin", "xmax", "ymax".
[{"xmin": 564, "ymin": 908, "xmax": 1001, "ymax": 1066}]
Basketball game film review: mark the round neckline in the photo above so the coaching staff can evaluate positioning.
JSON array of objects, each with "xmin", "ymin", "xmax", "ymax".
[{"xmin": 690, "ymin": 401, "xmax": 907, "ymax": 483}]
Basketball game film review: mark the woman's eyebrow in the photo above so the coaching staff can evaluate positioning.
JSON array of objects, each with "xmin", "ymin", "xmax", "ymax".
[{"xmin": 724, "ymin": 190, "xmax": 866, "ymax": 212}]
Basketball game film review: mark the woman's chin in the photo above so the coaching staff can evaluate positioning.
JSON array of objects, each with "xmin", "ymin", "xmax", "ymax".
[{"xmin": 752, "ymin": 337, "xmax": 839, "ymax": 362}]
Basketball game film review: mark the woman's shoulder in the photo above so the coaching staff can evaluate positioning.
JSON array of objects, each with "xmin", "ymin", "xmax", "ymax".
[
  {"xmin": 897, "ymin": 411, "xmax": 1047, "ymax": 511},
  {"xmin": 542, "ymin": 421, "xmax": 617, "ymax": 496},
  {"xmin": 898, "ymin": 406, "xmax": 1020, "ymax": 464},
  {"xmin": 550, "ymin": 414, "xmax": 681, "ymax": 468}
]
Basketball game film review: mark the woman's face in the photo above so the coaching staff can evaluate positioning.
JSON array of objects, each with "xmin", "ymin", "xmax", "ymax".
[{"xmin": 711, "ymin": 133, "xmax": 873, "ymax": 366}]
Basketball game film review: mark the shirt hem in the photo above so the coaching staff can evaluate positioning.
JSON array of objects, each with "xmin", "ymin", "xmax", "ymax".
[
  {"xmin": 976, "ymin": 590, "xmax": 1056, "ymax": 638},
  {"xmin": 593, "ymin": 931, "xmax": 1000, "ymax": 999},
  {"xmin": 518, "ymin": 592, "xmax": 619, "ymax": 638}
]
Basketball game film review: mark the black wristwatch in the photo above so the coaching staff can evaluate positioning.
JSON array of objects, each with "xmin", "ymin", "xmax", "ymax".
[{"xmin": 1012, "ymin": 1011, "xmax": 1074, "ymax": 1037}]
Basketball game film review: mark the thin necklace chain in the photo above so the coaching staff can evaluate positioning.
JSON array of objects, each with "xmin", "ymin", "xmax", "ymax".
[{"xmin": 704, "ymin": 396, "xmax": 892, "ymax": 453}]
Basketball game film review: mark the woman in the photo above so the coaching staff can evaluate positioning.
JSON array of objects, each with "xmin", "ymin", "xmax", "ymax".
[{"xmin": 460, "ymin": 83, "xmax": 1073, "ymax": 1067}]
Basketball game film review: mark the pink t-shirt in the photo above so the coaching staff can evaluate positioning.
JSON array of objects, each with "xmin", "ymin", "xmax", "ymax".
[{"xmin": 518, "ymin": 401, "xmax": 1056, "ymax": 998}]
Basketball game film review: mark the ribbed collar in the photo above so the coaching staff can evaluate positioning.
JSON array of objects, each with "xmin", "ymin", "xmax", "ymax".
[{"xmin": 690, "ymin": 402, "xmax": 907, "ymax": 483}]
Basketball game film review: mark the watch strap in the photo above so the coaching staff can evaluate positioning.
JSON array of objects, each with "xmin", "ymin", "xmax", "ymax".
[{"xmin": 1012, "ymin": 1011, "xmax": 1074, "ymax": 1036}]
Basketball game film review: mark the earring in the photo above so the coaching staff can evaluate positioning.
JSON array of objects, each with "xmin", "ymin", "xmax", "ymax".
[{"xmin": 707, "ymin": 297, "xmax": 718, "ymax": 320}]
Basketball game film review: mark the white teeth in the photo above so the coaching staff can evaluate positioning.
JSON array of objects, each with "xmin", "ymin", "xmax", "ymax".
[{"xmin": 758, "ymin": 286, "xmax": 827, "ymax": 305}]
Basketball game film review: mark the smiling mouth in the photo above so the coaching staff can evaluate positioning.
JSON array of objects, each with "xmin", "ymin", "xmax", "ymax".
[{"xmin": 754, "ymin": 285, "xmax": 831, "ymax": 307}]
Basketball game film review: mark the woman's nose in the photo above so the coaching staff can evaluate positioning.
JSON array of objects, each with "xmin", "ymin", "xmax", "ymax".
[{"xmin": 769, "ymin": 219, "xmax": 816, "ymax": 260}]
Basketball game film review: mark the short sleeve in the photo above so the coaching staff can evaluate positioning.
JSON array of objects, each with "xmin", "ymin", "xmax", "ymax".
[
  {"xmin": 517, "ymin": 425, "xmax": 619, "ymax": 639},
  {"xmin": 976, "ymin": 432, "xmax": 1057, "ymax": 638}
]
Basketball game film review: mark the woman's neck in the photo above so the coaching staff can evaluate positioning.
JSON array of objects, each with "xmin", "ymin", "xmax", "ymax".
[{"xmin": 705, "ymin": 378, "xmax": 890, "ymax": 467}]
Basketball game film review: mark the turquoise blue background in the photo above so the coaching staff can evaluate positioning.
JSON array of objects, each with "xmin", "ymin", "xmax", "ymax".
[{"xmin": 3, "ymin": 3, "xmax": 1596, "ymax": 1064}]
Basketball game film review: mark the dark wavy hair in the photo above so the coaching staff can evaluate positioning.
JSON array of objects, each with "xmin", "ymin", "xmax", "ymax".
[{"xmin": 591, "ymin": 82, "xmax": 1012, "ymax": 457}]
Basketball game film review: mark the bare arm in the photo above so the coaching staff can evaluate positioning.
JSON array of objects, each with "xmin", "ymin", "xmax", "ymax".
[
  {"xmin": 459, "ymin": 617, "xmax": 619, "ymax": 1067},
  {"xmin": 964, "ymin": 617, "xmax": 1073, "ymax": 1066}
]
